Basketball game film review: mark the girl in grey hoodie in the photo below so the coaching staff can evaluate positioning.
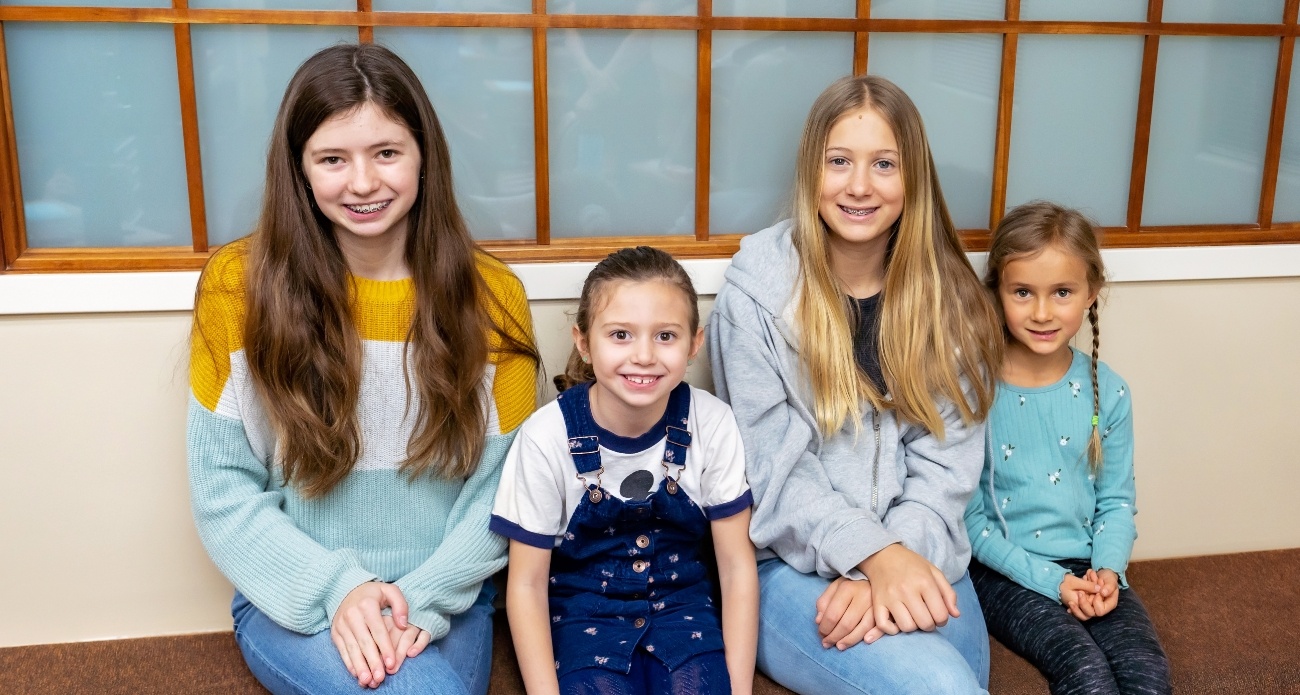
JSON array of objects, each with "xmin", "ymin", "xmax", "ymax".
[{"xmin": 707, "ymin": 74, "xmax": 1003, "ymax": 695}]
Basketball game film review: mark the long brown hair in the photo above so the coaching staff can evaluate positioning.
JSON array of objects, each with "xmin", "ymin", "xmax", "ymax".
[
  {"xmin": 554, "ymin": 246, "xmax": 700, "ymax": 393},
  {"xmin": 791, "ymin": 74, "xmax": 1002, "ymax": 438},
  {"xmin": 985, "ymin": 201, "xmax": 1106, "ymax": 472},
  {"xmin": 227, "ymin": 43, "xmax": 536, "ymax": 497}
]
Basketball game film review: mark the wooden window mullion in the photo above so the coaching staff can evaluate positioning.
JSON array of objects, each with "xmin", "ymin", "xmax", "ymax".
[
  {"xmin": 1125, "ymin": 0, "xmax": 1163, "ymax": 233},
  {"xmin": 1259, "ymin": 0, "xmax": 1299, "ymax": 228},
  {"xmin": 988, "ymin": 0, "xmax": 1019, "ymax": 229},
  {"xmin": 531, "ymin": 0, "xmax": 550, "ymax": 245},
  {"xmin": 0, "ymin": 22, "xmax": 26, "ymax": 270},
  {"xmin": 694, "ymin": 0, "xmax": 711, "ymax": 241},
  {"xmin": 172, "ymin": 2, "xmax": 208, "ymax": 254},
  {"xmin": 854, "ymin": 0, "xmax": 870, "ymax": 75},
  {"xmin": 358, "ymin": 0, "xmax": 373, "ymax": 43}
]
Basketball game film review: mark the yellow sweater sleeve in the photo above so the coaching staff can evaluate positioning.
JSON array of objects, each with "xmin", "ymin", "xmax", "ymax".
[
  {"xmin": 190, "ymin": 240, "xmax": 250, "ymax": 411},
  {"xmin": 478, "ymin": 253, "xmax": 538, "ymax": 434}
]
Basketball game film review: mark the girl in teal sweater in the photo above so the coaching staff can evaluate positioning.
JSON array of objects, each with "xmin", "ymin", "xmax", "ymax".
[{"xmin": 964, "ymin": 201, "xmax": 1170, "ymax": 695}]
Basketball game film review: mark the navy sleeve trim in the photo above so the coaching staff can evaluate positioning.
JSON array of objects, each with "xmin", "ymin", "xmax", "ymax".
[
  {"xmin": 489, "ymin": 515, "xmax": 556, "ymax": 549},
  {"xmin": 704, "ymin": 489, "xmax": 754, "ymax": 521}
]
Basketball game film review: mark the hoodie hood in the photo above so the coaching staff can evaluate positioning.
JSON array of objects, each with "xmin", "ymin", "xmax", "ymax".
[{"xmin": 723, "ymin": 219, "xmax": 802, "ymax": 346}]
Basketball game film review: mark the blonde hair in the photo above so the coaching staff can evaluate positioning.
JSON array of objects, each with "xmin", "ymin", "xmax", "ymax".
[
  {"xmin": 791, "ymin": 74, "xmax": 1002, "ymax": 438},
  {"xmin": 985, "ymin": 201, "xmax": 1106, "ymax": 472}
]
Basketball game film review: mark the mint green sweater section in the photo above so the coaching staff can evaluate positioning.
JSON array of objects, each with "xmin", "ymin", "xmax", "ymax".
[
  {"xmin": 187, "ymin": 399, "xmax": 513, "ymax": 637},
  {"xmin": 964, "ymin": 349, "xmax": 1137, "ymax": 602}
]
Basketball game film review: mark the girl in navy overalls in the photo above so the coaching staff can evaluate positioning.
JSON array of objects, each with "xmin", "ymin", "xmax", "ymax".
[{"xmin": 492, "ymin": 247, "xmax": 758, "ymax": 694}]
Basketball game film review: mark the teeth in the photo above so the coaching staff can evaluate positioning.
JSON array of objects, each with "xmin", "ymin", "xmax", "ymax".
[
  {"xmin": 841, "ymin": 205, "xmax": 874, "ymax": 217},
  {"xmin": 346, "ymin": 201, "xmax": 390, "ymax": 214},
  {"xmin": 625, "ymin": 376, "xmax": 656, "ymax": 385}
]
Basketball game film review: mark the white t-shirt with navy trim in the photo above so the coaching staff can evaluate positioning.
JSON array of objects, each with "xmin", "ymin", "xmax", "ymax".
[{"xmin": 491, "ymin": 385, "xmax": 752, "ymax": 549}]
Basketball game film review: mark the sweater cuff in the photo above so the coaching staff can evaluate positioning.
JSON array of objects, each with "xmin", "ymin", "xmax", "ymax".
[
  {"xmin": 405, "ymin": 606, "xmax": 452, "ymax": 641},
  {"xmin": 822, "ymin": 515, "xmax": 903, "ymax": 579},
  {"xmin": 1033, "ymin": 563, "xmax": 1070, "ymax": 604}
]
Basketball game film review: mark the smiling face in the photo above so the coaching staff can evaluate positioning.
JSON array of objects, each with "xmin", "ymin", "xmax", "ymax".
[
  {"xmin": 301, "ymin": 101, "xmax": 422, "ymax": 265},
  {"xmin": 999, "ymin": 243, "xmax": 1099, "ymax": 373},
  {"xmin": 574, "ymin": 279, "xmax": 704, "ymax": 437},
  {"xmin": 818, "ymin": 106, "xmax": 905, "ymax": 263}
]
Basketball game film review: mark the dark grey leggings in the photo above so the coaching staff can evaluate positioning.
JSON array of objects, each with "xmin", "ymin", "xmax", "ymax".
[{"xmin": 970, "ymin": 558, "xmax": 1172, "ymax": 695}]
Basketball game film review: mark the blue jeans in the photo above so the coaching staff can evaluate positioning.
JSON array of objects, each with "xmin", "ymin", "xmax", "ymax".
[
  {"xmin": 231, "ymin": 585, "xmax": 495, "ymax": 695},
  {"xmin": 755, "ymin": 558, "xmax": 990, "ymax": 695}
]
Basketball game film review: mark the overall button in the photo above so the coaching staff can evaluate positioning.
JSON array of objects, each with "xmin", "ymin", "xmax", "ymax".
[
  {"xmin": 634, "ymin": 618, "xmax": 646, "ymax": 628},
  {"xmin": 632, "ymin": 560, "xmax": 649, "ymax": 573},
  {"xmin": 635, "ymin": 535, "xmax": 650, "ymax": 548}
]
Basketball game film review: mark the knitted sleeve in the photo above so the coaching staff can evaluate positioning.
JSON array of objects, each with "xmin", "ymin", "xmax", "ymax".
[
  {"xmin": 394, "ymin": 256, "xmax": 538, "ymax": 637},
  {"xmin": 187, "ymin": 243, "xmax": 377, "ymax": 635}
]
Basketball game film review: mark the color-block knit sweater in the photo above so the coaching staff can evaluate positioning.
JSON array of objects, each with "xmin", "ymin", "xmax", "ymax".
[{"xmin": 187, "ymin": 238, "xmax": 536, "ymax": 638}]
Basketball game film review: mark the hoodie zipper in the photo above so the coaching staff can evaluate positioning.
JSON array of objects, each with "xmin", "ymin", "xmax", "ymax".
[{"xmin": 870, "ymin": 404, "xmax": 881, "ymax": 515}]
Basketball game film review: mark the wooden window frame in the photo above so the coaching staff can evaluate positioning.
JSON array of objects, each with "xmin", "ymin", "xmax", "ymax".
[{"xmin": 0, "ymin": 0, "xmax": 1297, "ymax": 273}]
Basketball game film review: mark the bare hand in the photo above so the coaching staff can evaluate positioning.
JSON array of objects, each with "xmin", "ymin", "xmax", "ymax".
[
  {"xmin": 1059, "ymin": 573, "xmax": 1101, "ymax": 621},
  {"xmin": 815, "ymin": 577, "xmax": 882, "ymax": 649},
  {"xmin": 330, "ymin": 582, "xmax": 410, "ymax": 688},
  {"xmin": 1091, "ymin": 569, "xmax": 1120, "ymax": 617},
  {"xmin": 859, "ymin": 544, "xmax": 959, "ymax": 636},
  {"xmin": 383, "ymin": 613, "xmax": 433, "ymax": 674}
]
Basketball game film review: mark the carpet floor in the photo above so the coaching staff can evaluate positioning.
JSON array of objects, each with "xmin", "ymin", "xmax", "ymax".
[{"xmin": 3, "ymin": 548, "xmax": 1297, "ymax": 694}]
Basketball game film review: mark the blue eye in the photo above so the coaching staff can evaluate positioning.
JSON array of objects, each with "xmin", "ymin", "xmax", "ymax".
[
  {"xmin": 828, "ymin": 156, "xmax": 850, "ymax": 167},
  {"xmin": 1014, "ymin": 288, "xmax": 1030, "ymax": 298},
  {"xmin": 1055, "ymin": 288, "xmax": 1072, "ymax": 298}
]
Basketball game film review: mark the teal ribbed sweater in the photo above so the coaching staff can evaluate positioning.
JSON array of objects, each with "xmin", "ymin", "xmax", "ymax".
[
  {"xmin": 964, "ymin": 348, "xmax": 1137, "ymax": 602},
  {"xmin": 187, "ymin": 240, "xmax": 536, "ymax": 638}
]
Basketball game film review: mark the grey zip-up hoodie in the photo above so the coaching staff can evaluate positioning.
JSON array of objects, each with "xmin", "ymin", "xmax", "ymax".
[{"xmin": 707, "ymin": 220, "xmax": 985, "ymax": 583}]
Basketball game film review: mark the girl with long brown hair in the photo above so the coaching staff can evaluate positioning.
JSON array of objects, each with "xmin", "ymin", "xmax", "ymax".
[
  {"xmin": 707, "ymin": 74, "xmax": 1003, "ymax": 693},
  {"xmin": 188, "ymin": 43, "xmax": 537, "ymax": 695}
]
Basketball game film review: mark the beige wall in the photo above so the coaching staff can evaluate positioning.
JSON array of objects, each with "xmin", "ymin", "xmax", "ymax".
[{"xmin": 2, "ymin": 278, "xmax": 1298, "ymax": 647}]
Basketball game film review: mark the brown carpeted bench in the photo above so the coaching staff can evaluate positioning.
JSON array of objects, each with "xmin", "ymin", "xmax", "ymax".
[{"xmin": 4, "ymin": 549, "xmax": 1298, "ymax": 694}]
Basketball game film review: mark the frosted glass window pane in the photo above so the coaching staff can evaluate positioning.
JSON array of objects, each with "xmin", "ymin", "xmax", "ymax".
[
  {"xmin": 1006, "ymin": 36, "xmax": 1143, "ymax": 226},
  {"xmin": 714, "ymin": 0, "xmax": 854, "ymax": 18},
  {"xmin": 374, "ymin": 0, "xmax": 529, "ymax": 11},
  {"xmin": 711, "ymin": 32, "xmax": 853, "ymax": 234},
  {"xmin": 1274, "ymin": 49, "xmax": 1300, "ymax": 222},
  {"xmin": 872, "ymin": 0, "xmax": 1002, "ymax": 20},
  {"xmin": 868, "ymin": 33, "xmax": 1001, "ymax": 229},
  {"xmin": 1162, "ymin": 0, "xmax": 1283, "ymax": 24},
  {"xmin": 548, "ymin": 30, "xmax": 695, "ymax": 237},
  {"xmin": 379, "ymin": 28, "xmax": 536, "ymax": 241},
  {"xmin": 548, "ymin": 0, "xmax": 694, "ymax": 15},
  {"xmin": 10, "ymin": 24, "xmax": 190, "ymax": 248},
  {"xmin": 191, "ymin": 0, "xmax": 352, "ymax": 9},
  {"xmin": 1020, "ymin": 0, "xmax": 1146, "ymax": 22},
  {"xmin": 193, "ymin": 26, "xmax": 356, "ymax": 247},
  {"xmin": 1143, "ymin": 38, "xmax": 1274, "ymax": 226}
]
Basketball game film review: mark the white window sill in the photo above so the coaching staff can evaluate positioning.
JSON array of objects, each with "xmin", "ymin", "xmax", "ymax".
[{"xmin": 1, "ymin": 245, "xmax": 1299, "ymax": 316}]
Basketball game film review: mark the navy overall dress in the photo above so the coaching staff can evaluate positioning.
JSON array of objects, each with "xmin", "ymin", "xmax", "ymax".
[{"xmin": 548, "ymin": 381, "xmax": 728, "ymax": 688}]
